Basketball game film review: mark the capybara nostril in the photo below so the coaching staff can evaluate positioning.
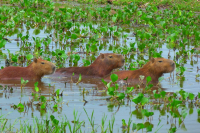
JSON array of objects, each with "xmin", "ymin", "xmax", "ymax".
[
  {"xmin": 52, "ymin": 66, "xmax": 56, "ymax": 72},
  {"xmin": 122, "ymin": 59, "xmax": 125, "ymax": 63},
  {"xmin": 171, "ymin": 62, "xmax": 175, "ymax": 67}
]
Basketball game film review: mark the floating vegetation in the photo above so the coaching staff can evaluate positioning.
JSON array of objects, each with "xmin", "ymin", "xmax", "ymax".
[{"xmin": 0, "ymin": 0, "xmax": 200, "ymax": 132}]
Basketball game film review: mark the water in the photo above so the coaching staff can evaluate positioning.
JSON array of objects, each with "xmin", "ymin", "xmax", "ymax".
[{"xmin": 0, "ymin": 18, "xmax": 200, "ymax": 133}]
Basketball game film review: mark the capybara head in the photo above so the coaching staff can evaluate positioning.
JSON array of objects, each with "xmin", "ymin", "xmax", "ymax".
[
  {"xmin": 96, "ymin": 53, "xmax": 125, "ymax": 69},
  {"xmin": 146, "ymin": 58, "xmax": 175, "ymax": 75},
  {"xmin": 32, "ymin": 58, "xmax": 56, "ymax": 76}
]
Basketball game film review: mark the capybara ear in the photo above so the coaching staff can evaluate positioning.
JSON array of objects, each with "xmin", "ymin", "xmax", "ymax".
[
  {"xmin": 100, "ymin": 53, "xmax": 105, "ymax": 59},
  {"xmin": 33, "ymin": 58, "xmax": 37, "ymax": 63},
  {"xmin": 150, "ymin": 57, "xmax": 155, "ymax": 63}
]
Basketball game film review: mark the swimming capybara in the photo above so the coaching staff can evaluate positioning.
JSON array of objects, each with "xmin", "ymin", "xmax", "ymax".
[
  {"xmin": 104, "ymin": 58, "xmax": 175, "ymax": 84},
  {"xmin": 0, "ymin": 58, "xmax": 56, "ymax": 80},
  {"xmin": 55, "ymin": 53, "xmax": 125, "ymax": 77}
]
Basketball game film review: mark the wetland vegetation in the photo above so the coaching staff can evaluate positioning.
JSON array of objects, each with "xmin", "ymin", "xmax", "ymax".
[{"xmin": 0, "ymin": 0, "xmax": 200, "ymax": 132}]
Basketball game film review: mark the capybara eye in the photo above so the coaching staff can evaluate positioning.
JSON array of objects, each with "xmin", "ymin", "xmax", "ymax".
[
  {"xmin": 109, "ymin": 56, "xmax": 113, "ymax": 58},
  {"xmin": 41, "ymin": 62, "xmax": 45, "ymax": 64},
  {"xmin": 158, "ymin": 61, "xmax": 163, "ymax": 63}
]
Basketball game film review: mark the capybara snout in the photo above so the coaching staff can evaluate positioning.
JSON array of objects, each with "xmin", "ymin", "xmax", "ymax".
[
  {"xmin": 34, "ymin": 58, "xmax": 56, "ymax": 75},
  {"xmin": 118, "ymin": 54, "xmax": 125, "ymax": 64},
  {"xmin": 171, "ymin": 61, "xmax": 175, "ymax": 67},
  {"xmin": 107, "ymin": 54, "xmax": 125, "ymax": 68},
  {"xmin": 122, "ymin": 58, "xmax": 125, "ymax": 63},
  {"xmin": 52, "ymin": 66, "xmax": 56, "ymax": 73},
  {"xmin": 170, "ymin": 61, "xmax": 175, "ymax": 72}
]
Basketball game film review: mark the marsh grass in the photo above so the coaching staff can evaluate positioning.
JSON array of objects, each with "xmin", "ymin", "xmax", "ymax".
[
  {"xmin": 0, "ymin": 110, "xmax": 116, "ymax": 133},
  {"xmin": 54, "ymin": 0, "xmax": 200, "ymax": 12},
  {"xmin": 1, "ymin": 89, "xmax": 200, "ymax": 132},
  {"xmin": 0, "ymin": 0, "xmax": 200, "ymax": 132},
  {"xmin": 83, "ymin": 108, "xmax": 98, "ymax": 133}
]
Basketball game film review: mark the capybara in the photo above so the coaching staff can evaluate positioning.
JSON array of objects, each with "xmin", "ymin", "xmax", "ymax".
[
  {"xmin": 0, "ymin": 58, "xmax": 56, "ymax": 80},
  {"xmin": 104, "ymin": 58, "xmax": 175, "ymax": 84},
  {"xmin": 55, "ymin": 53, "xmax": 125, "ymax": 77}
]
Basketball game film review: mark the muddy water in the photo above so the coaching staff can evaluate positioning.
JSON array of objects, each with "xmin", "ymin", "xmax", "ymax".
[{"xmin": 0, "ymin": 28, "xmax": 200, "ymax": 132}]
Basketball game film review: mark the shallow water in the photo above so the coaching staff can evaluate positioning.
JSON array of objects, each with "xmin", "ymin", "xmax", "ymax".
[
  {"xmin": 0, "ymin": 4, "xmax": 200, "ymax": 132},
  {"xmin": 0, "ymin": 27, "xmax": 200, "ymax": 132}
]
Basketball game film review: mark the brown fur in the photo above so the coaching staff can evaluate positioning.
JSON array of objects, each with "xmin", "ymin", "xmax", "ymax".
[
  {"xmin": 0, "ymin": 58, "xmax": 56, "ymax": 80},
  {"xmin": 55, "ymin": 53, "xmax": 125, "ymax": 77},
  {"xmin": 104, "ymin": 58, "xmax": 175, "ymax": 84}
]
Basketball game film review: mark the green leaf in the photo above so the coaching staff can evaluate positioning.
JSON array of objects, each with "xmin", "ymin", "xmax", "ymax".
[
  {"xmin": 39, "ymin": 96, "xmax": 46, "ymax": 102},
  {"xmin": 12, "ymin": 55, "xmax": 18, "ymax": 62},
  {"xmin": 17, "ymin": 103, "xmax": 24, "ymax": 109},
  {"xmin": 108, "ymin": 87, "xmax": 115, "ymax": 93},
  {"xmin": 188, "ymin": 93, "xmax": 195, "ymax": 100},
  {"xmin": 137, "ymin": 11, "xmax": 142, "ymax": 16},
  {"xmin": 146, "ymin": 76, "xmax": 152, "ymax": 83},
  {"xmin": 117, "ymin": 93, "xmax": 125, "ymax": 100},
  {"xmin": 101, "ymin": 79, "xmax": 107, "ymax": 85},
  {"xmin": 110, "ymin": 74, "xmax": 118, "ymax": 82},
  {"xmin": 71, "ymin": 34, "xmax": 77, "ymax": 39},
  {"xmin": 34, "ymin": 81, "xmax": 38, "ymax": 87},
  {"xmin": 141, "ymin": 97, "xmax": 149, "ymax": 105},
  {"xmin": 197, "ymin": 109, "xmax": 200, "ymax": 115},
  {"xmin": 35, "ymin": 87, "xmax": 39, "ymax": 92},
  {"xmin": 178, "ymin": 10, "xmax": 182, "ymax": 16},
  {"xmin": 50, "ymin": 115, "xmax": 55, "ymax": 121},
  {"xmin": 113, "ymin": 26, "xmax": 117, "ymax": 31},
  {"xmin": 90, "ymin": 44, "xmax": 97, "ymax": 52},
  {"xmin": 127, "ymin": 87, "xmax": 134, "ymax": 92},
  {"xmin": 106, "ymin": 81, "xmax": 111, "ymax": 88},
  {"xmin": 171, "ymin": 99, "xmax": 182, "ymax": 108},
  {"xmin": 78, "ymin": 74, "xmax": 82, "ymax": 81},
  {"xmin": 83, "ymin": 59, "xmax": 91, "ymax": 66},
  {"xmin": 147, "ymin": 84, "xmax": 153, "ymax": 89},
  {"xmin": 0, "ymin": 39, "xmax": 6, "ymax": 48},
  {"xmin": 160, "ymin": 91, "xmax": 166, "ymax": 98},
  {"xmin": 53, "ymin": 119, "xmax": 59, "ymax": 125},
  {"xmin": 53, "ymin": 104, "xmax": 58, "ymax": 108},
  {"xmin": 112, "ymin": 16, "xmax": 117, "ymax": 22},
  {"xmin": 189, "ymin": 108, "xmax": 193, "ymax": 115},
  {"xmin": 41, "ymin": 103, "xmax": 46, "ymax": 109},
  {"xmin": 21, "ymin": 78, "xmax": 25, "ymax": 84},
  {"xmin": 61, "ymin": 53, "xmax": 67, "ymax": 59},
  {"xmin": 132, "ymin": 123, "xmax": 136, "ymax": 131},
  {"xmin": 56, "ymin": 89, "xmax": 60, "ymax": 96},
  {"xmin": 146, "ymin": 124, "xmax": 153, "ymax": 132},
  {"xmin": 132, "ymin": 93, "xmax": 143, "ymax": 104},
  {"xmin": 33, "ymin": 29, "xmax": 40, "ymax": 35},
  {"xmin": 122, "ymin": 119, "xmax": 126, "ymax": 126},
  {"xmin": 136, "ymin": 123, "xmax": 144, "ymax": 131}
]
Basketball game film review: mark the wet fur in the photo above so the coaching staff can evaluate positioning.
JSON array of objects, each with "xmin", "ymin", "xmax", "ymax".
[
  {"xmin": 55, "ymin": 53, "xmax": 125, "ymax": 77},
  {"xmin": 0, "ymin": 58, "xmax": 56, "ymax": 80}
]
